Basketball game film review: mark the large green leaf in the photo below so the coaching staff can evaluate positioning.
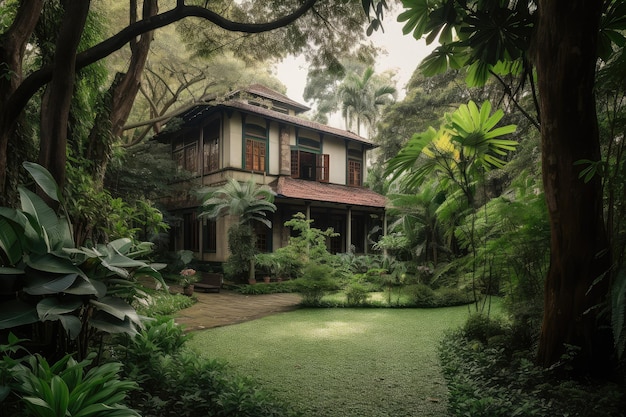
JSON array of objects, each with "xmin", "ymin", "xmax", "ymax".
[
  {"xmin": 23, "ymin": 272, "xmax": 78, "ymax": 295},
  {"xmin": 89, "ymin": 310, "xmax": 139, "ymax": 336},
  {"xmin": 0, "ymin": 300, "xmax": 38, "ymax": 329},
  {"xmin": 90, "ymin": 296, "xmax": 141, "ymax": 325},
  {"xmin": 26, "ymin": 252, "xmax": 81, "ymax": 275},
  {"xmin": 0, "ymin": 216, "xmax": 24, "ymax": 265},
  {"xmin": 63, "ymin": 276, "xmax": 105, "ymax": 297},
  {"xmin": 23, "ymin": 162, "xmax": 61, "ymax": 203},
  {"xmin": 37, "ymin": 297, "xmax": 83, "ymax": 320}
]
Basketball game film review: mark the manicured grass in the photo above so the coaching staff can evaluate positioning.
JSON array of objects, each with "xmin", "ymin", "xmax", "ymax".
[{"xmin": 188, "ymin": 302, "xmax": 502, "ymax": 417}]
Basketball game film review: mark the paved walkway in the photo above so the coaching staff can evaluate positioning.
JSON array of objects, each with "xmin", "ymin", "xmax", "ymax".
[{"xmin": 174, "ymin": 289, "xmax": 302, "ymax": 331}]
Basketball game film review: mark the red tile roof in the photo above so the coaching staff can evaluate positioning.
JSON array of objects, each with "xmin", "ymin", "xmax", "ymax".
[{"xmin": 271, "ymin": 177, "xmax": 386, "ymax": 208}]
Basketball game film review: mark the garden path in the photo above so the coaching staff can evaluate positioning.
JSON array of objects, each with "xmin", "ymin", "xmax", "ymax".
[{"xmin": 174, "ymin": 289, "xmax": 302, "ymax": 331}]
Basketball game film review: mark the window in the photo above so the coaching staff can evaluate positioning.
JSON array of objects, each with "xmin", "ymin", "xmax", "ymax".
[
  {"xmin": 291, "ymin": 150, "xmax": 329, "ymax": 182},
  {"xmin": 254, "ymin": 222, "xmax": 270, "ymax": 252},
  {"xmin": 183, "ymin": 212, "xmax": 199, "ymax": 251},
  {"xmin": 244, "ymin": 124, "xmax": 267, "ymax": 172},
  {"xmin": 348, "ymin": 159, "xmax": 362, "ymax": 186},
  {"xmin": 203, "ymin": 122, "xmax": 219, "ymax": 173},
  {"xmin": 202, "ymin": 219, "xmax": 217, "ymax": 253},
  {"xmin": 173, "ymin": 138, "xmax": 198, "ymax": 174}
]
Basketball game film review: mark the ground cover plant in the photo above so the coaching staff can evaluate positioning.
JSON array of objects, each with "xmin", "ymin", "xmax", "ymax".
[{"xmin": 187, "ymin": 304, "xmax": 491, "ymax": 417}]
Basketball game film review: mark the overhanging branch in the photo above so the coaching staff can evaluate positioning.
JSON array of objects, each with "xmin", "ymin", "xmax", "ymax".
[{"xmin": 6, "ymin": 0, "xmax": 319, "ymax": 123}]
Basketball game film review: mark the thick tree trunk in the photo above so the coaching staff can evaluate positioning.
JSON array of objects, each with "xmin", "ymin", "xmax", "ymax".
[
  {"xmin": 38, "ymin": 0, "xmax": 91, "ymax": 191},
  {"xmin": 0, "ymin": 0, "xmax": 44, "ymax": 205},
  {"xmin": 535, "ymin": 0, "xmax": 614, "ymax": 376},
  {"xmin": 85, "ymin": 0, "xmax": 157, "ymax": 184}
]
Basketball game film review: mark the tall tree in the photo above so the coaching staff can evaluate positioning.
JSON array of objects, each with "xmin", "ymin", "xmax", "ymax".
[
  {"xmin": 397, "ymin": 0, "xmax": 623, "ymax": 376},
  {"xmin": 338, "ymin": 66, "xmax": 396, "ymax": 135}
]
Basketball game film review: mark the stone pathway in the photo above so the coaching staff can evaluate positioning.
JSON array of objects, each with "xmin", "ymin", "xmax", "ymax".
[{"xmin": 174, "ymin": 289, "xmax": 302, "ymax": 331}]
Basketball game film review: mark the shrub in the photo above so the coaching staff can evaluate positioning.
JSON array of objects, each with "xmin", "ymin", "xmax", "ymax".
[
  {"xmin": 293, "ymin": 263, "xmax": 340, "ymax": 306},
  {"xmin": 436, "ymin": 287, "xmax": 474, "ymax": 307},
  {"xmin": 135, "ymin": 291, "xmax": 195, "ymax": 317},
  {"xmin": 462, "ymin": 313, "xmax": 507, "ymax": 344},
  {"xmin": 120, "ymin": 345, "xmax": 298, "ymax": 417},
  {"xmin": 406, "ymin": 283, "xmax": 437, "ymax": 307},
  {"xmin": 345, "ymin": 283, "xmax": 370, "ymax": 306},
  {"xmin": 439, "ymin": 328, "xmax": 624, "ymax": 417},
  {"xmin": 1, "ymin": 337, "xmax": 138, "ymax": 417}
]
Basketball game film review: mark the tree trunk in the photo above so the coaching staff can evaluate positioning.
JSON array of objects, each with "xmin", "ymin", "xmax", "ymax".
[
  {"xmin": 0, "ymin": 0, "xmax": 44, "ymax": 205},
  {"xmin": 85, "ymin": 0, "xmax": 157, "ymax": 185},
  {"xmin": 38, "ymin": 0, "xmax": 91, "ymax": 192},
  {"xmin": 535, "ymin": 0, "xmax": 614, "ymax": 376}
]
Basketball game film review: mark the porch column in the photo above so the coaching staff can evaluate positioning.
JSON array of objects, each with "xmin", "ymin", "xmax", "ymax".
[
  {"xmin": 305, "ymin": 202, "xmax": 311, "ymax": 220},
  {"xmin": 346, "ymin": 206, "xmax": 352, "ymax": 253},
  {"xmin": 383, "ymin": 211, "xmax": 388, "ymax": 258}
]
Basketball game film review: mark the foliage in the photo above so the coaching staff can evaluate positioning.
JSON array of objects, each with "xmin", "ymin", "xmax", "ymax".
[
  {"xmin": 116, "ymin": 317, "xmax": 190, "ymax": 366},
  {"xmin": 1, "ymin": 337, "xmax": 138, "ymax": 417},
  {"xmin": 0, "ymin": 163, "xmax": 165, "ymax": 360},
  {"xmin": 293, "ymin": 263, "xmax": 341, "ymax": 306},
  {"xmin": 199, "ymin": 178, "xmax": 276, "ymax": 228},
  {"xmin": 114, "ymin": 321, "xmax": 298, "ymax": 417},
  {"xmin": 236, "ymin": 281, "xmax": 300, "ymax": 295},
  {"xmin": 134, "ymin": 291, "xmax": 195, "ymax": 318},
  {"xmin": 223, "ymin": 223, "xmax": 256, "ymax": 283},
  {"xmin": 344, "ymin": 282, "xmax": 370, "ymax": 306},
  {"xmin": 338, "ymin": 66, "xmax": 396, "ymax": 135},
  {"xmin": 440, "ymin": 327, "xmax": 625, "ymax": 417},
  {"xmin": 199, "ymin": 178, "xmax": 276, "ymax": 283}
]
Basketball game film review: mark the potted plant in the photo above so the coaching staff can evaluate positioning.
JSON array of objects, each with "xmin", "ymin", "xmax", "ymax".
[
  {"xmin": 254, "ymin": 253, "xmax": 275, "ymax": 284},
  {"xmin": 180, "ymin": 268, "xmax": 198, "ymax": 296}
]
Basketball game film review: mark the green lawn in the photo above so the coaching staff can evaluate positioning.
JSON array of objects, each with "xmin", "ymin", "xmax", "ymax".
[{"xmin": 187, "ymin": 304, "xmax": 500, "ymax": 417}]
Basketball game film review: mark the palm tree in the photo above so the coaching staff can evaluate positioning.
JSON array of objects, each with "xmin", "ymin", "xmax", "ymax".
[
  {"xmin": 199, "ymin": 178, "xmax": 276, "ymax": 282},
  {"xmin": 338, "ymin": 67, "xmax": 396, "ymax": 136}
]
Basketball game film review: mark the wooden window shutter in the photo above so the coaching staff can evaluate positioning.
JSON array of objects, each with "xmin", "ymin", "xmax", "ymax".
[
  {"xmin": 291, "ymin": 150, "xmax": 300, "ymax": 178},
  {"xmin": 316, "ymin": 154, "xmax": 329, "ymax": 183}
]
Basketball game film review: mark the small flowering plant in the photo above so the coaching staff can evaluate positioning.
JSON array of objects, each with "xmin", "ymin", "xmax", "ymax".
[{"xmin": 179, "ymin": 268, "xmax": 198, "ymax": 288}]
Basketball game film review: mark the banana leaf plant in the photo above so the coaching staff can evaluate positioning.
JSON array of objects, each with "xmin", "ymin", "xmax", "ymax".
[{"xmin": 0, "ymin": 162, "xmax": 166, "ymax": 360}]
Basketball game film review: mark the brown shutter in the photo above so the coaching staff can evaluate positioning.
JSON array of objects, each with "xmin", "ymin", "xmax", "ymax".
[
  {"xmin": 317, "ymin": 154, "xmax": 329, "ymax": 183},
  {"xmin": 291, "ymin": 150, "xmax": 300, "ymax": 178}
]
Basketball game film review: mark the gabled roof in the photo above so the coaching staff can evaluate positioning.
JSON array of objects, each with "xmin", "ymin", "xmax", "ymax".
[{"xmin": 271, "ymin": 177, "xmax": 386, "ymax": 208}]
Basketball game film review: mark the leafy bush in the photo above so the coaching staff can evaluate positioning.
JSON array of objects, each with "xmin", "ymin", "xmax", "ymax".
[
  {"xmin": 0, "ymin": 163, "xmax": 165, "ymax": 361},
  {"xmin": 345, "ymin": 283, "xmax": 370, "ymax": 306},
  {"xmin": 109, "ymin": 317, "xmax": 297, "ymax": 416},
  {"xmin": 1, "ymin": 336, "xmax": 138, "ymax": 417},
  {"xmin": 440, "ymin": 328, "xmax": 625, "ymax": 417},
  {"xmin": 406, "ymin": 283, "xmax": 437, "ymax": 307},
  {"xmin": 135, "ymin": 291, "xmax": 195, "ymax": 317},
  {"xmin": 462, "ymin": 313, "xmax": 507, "ymax": 344},
  {"xmin": 237, "ymin": 281, "xmax": 299, "ymax": 295},
  {"xmin": 293, "ymin": 263, "xmax": 340, "ymax": 306},
  {"xmin": 436, "ymin": 287, "xmax": 473, "ymax": 306}
]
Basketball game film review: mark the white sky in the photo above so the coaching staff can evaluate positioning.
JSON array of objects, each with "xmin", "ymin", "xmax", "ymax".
[{"xmin": 275, "ymin": 9, "xmax": 436, "ymax": 127}]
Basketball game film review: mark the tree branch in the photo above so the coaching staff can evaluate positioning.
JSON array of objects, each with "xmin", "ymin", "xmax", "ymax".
[{"xmin": 7, "ymin": 0, "xmax": 318, "ymax": 124}]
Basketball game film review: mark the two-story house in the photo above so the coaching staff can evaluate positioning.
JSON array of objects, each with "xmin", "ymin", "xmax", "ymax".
[{"xmin": 155, "ymin": 84, "xmax": 386, "ymax": 265}]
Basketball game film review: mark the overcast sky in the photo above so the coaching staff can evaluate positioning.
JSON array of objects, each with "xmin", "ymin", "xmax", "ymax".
[{"xmin": 275, "ymin": 9, "xmax": 435, "ymax": 111}]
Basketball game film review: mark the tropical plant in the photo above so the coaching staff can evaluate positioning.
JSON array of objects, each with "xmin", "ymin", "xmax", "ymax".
[
  {"xmin": 1, "ymin": 336, "xmax": 139, "ymax": 417},
  {"xmin": 0, "ymin": 162, "xmax": 165, "ymax": 360},
  {"xmin": 198, "ymin": 178, "xmax": 276, "ymax": 283}
]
